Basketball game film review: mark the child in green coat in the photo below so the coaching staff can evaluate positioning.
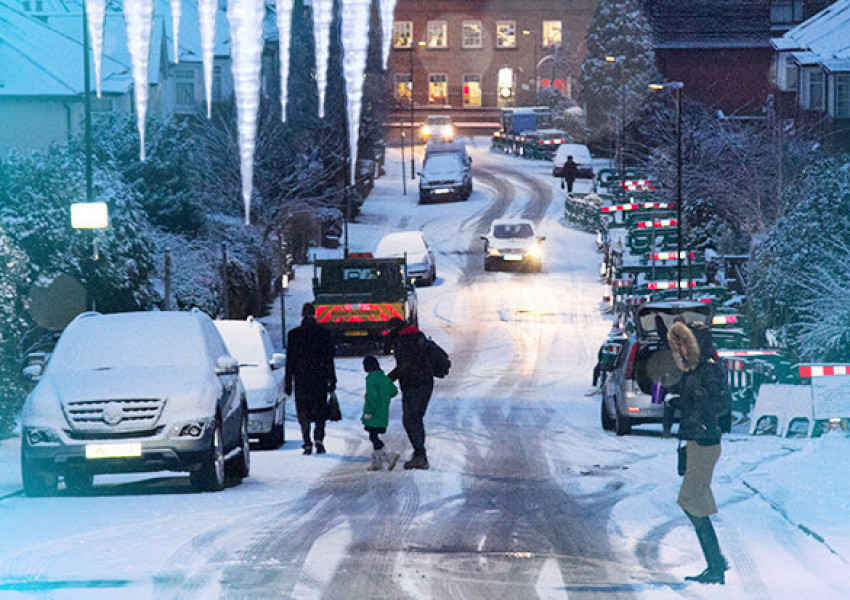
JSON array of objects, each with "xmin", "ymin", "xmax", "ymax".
[{"xmin": 362, "ymin": 355, "xmax": 399, "ymax": 471}]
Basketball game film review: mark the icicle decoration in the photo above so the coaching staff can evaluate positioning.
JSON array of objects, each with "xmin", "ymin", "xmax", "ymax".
[
  {"xmin": 340, "ymin": 0, "xmax": 371, "ymax": 186},
  {"xmin": 85, "ymin": 0, "xmax": 107, "ymax": 97},
  {"xmin": 275, "ymin": 0, "xmax": 294, "ymax": 122},
  {"xmin": 378, "ymin": 0, "xmax": 397, "ymax": 70},
  {"xmin": 312, "ymin": 0, "xmax": 334, "ymax": 118},
  {"xmin": 171, "ymin": 0, "xmax": 183, "ymax": 63},
  {"xmin": 122, "ymin": 0, "xmax": 155, "ymax": 161},
  {"xmin": 198, "ymin": 0, "xmax": 217, "ymax": 119},
  {"xmin": 226, "ymin": 0, "xmax": 265, "ymax": 225}
]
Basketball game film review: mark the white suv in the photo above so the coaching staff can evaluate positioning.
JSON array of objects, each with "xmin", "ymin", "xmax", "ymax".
[{"xmin": 21, "ymin": 310, "xmax": 250, "ymax": 495}]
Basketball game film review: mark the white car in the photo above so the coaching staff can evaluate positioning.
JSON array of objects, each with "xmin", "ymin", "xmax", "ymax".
[
  {"xmin": 552, "ymin": 143, "xmax": 594, "ymax": 179},
  {"xmin": 21, "ymin": 310, "xmax": 250, "ymax": 496},
  {"xmin": 421, "ymin": 114, "xmax": 454, "ymax": 141},
  {"xmin": 215, "ymin": 318, "xmax": 286, "ymax": 449},
  {"xmin": 374, "ymin": 230, "xmax": 437, "ymax": 286},
  {"xmin": 480, "ymin": 218, "xmax": 545, "ymax": 272}
]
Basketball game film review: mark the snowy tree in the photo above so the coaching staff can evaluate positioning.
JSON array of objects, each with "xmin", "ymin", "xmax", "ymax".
[{"xmin": 0, "ymin": 227, "xmax": 31, "ymax": 434}]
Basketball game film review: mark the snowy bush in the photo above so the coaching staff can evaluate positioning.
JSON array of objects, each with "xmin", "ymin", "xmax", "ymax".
[{"xmin": 0, "ymin": 228, "xmax": 31, "ymax": 435}]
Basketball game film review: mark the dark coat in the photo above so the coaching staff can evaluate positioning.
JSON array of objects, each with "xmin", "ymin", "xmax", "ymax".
[
  {"xmin": 387, "ymin": 325, "xmax": 433, "ymax": 389},
  {"xmin": 562, "ymin": 158, "xmax": 580, "ymax": 181},
  {"xmin": 285, "ymin": 317, "xmax": 337, "ymax": 422}
]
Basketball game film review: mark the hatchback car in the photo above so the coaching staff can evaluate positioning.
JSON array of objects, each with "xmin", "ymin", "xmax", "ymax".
[
  {"xmin": 420, "ymin": 114, "xmax": 454, "ymax": 141},
  {"xmin": 601, "ymin": 301, "xmax": 712, "ymax": 435},
  {"xmin": 552, "ymin": 143, "xmax": 594, "ymax": 179},
  {"xmin": 419, "ymin": 152, "xmax": 472, "ymax": 203},
  {"xmin": 21, "ymin": 310, "xmax": 250, "ymax": 496},
  {"xmin": 215, "ymin": 318, "xmax": 286, "ymax": 449},
  {"xmin": 374, "ymin": 230, "xmax": 437, "ymax": 286},
  {"xmin": 480, "ymin": 218, "xmax": 545, "ymax": 272}
]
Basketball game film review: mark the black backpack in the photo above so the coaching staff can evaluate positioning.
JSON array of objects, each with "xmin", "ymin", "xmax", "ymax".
[{"xmin": 425, "ymin": 337, "xmax": 451, "ymax": 378}]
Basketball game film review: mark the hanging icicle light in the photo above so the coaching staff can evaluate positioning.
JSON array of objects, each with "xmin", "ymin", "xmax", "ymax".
[
  {"xmin": 226, "ymin": 0, "xmax": 265, "ymax": 225},
  {"xmin": 341, "ymin": 0, "xmax": 371, "ymax": 186},
  {"xmin": 378, "ymin": 0, "xmax": 397, "ymax": 70},
  {"xmin": 275, "ymin": 0, "xmax": 294, "ymax": 122},
  {"xmin": 198, "ymin": 0, "xmax": 217, "ymax": 119},
  {"xmin": 312, "ymin": 0, "xmax": 333, "ymax": 119},
  {"xmin": 123, "ymin": 0, "xmax": 155, "ymax": 161},
  {"xmin": 171, "ymin": 0, "xmax": 183, "ymax": 63},
  {"xmin": 85, "ymin": 0, "xmax": 107, "ymax": 97}
]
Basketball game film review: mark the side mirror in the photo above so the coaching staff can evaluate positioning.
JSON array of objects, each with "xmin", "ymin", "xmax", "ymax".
[
  {"xmin": 479, "ymin": 235, "xmax": 487, "ymax": 242},
  {"xmin": 23, "ymin": 364, "xmax": 44, "ymax": 380},
  {"xmin": 215, "ymin": 355, "xmax": 240, "ymax": 376},
  {"xmin": 538, "ymin": 236, "xmax": 546, "ymax": 242},
  {"xmin": 269, "ymin": 353, "xmax": 286, "ymax": 371}
]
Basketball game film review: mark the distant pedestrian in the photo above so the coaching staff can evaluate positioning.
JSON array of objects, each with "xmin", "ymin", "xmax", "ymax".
[
  {"xmin": 561, "ymin": 155, "xmax": 580, "ymax": 194},
  {"xmin": 667, "ymin": 321, "xmax": 729, "ymax": 585},
  {"xmin": 285, "ymin": 303, "xmax": 337, "ymax": 455},
  {"xmin": 386, "ymin": 317, "xmax": 434, "ymax": 470},
  {"xmin": 361, "ymin": 355, "xmax": 400, "ymax": 471}
]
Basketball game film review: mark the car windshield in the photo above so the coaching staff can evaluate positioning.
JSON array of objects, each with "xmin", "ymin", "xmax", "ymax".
[
  {"xmin": 426, "ymin": 116, "xmax": 451, "ymax": 126},
  {"xmin": 493, "ymin": 223, "xmax": 534, "ymax": 239},
  {"xmin": 319, "ymin": 262, "xmax": 403, "ymax": 292},
  {"xmin": 47, "ymin": 314, "xmax": 206, "ymax": 373}
]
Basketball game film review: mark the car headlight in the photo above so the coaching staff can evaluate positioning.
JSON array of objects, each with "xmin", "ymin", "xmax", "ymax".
[
  {"xmin": 526, "ymin": 243, "xmax": 542, "ymax": 258},
  {"xmin": 421, "ymin": 125, "xmax": 432, "ymax": 137},
  {"xmin": 488, "ymin": 247, "xmax": 502, "ymax": 257},
  {"xmin": 441, "ymin": 125, "xmax": 454, "ymax": 138},
  {"xmin": 25, "ymin": 427, "xmax": 61, "ymax": 446}
]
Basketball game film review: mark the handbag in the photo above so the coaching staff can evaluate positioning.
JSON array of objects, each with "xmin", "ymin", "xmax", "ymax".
[
  {"xmin": 677, "ymin": 439, "xmax": 687, "ymax": 476},
  {"xmin": 327, "ymin": 392, "xmax": 342, "ymax": 422}
]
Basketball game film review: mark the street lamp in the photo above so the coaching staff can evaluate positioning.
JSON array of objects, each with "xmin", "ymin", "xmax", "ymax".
[
  {"xmin": 605, "ymin": 55, "xmax": 627, "ymax": 187},
  {"xmin": 408, "ymin": 39, "xmax": 426, "ymax": 180},
  {"xmin": 649, "ymin": 81, "xmax": 686, "ymax": 298},
  {"xmin": 522, "ymin": 29, "xmax": 538, "ymax": 104}
]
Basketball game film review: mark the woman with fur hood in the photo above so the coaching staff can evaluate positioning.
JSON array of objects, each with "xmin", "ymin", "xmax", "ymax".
[{"xmin": 667, "ymin": 321, "xmax": 729, "ymax": 585}]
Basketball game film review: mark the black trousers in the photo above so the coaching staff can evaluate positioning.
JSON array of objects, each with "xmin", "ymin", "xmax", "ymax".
[
  {"xmin": 299, "ymin": 418, "xmax": 325, "ymax": 447},
  {"xmin": 365, "ymin": 427, "xmax": 385, "ymax": 451},
  {"xmin": 401, "ymin": 381, "xmax": 434, "ymax": 458},
  {"xmin": 565, "ymin": 177, "xmax": 575, "ymax": 193}
]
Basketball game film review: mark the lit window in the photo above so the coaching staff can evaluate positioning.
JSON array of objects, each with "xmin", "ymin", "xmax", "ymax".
[
  {"xmin": 542, "ymin": 20, "xmax": 562, "ymax": 48},
  {"xmin": 497, "ymin": 67, "xmax": 514, "ymax": 106},
  {"xmin": 496, "ymin": 21, "xmax": 516, "ymax": 48},
  {"xmin": 175, "ymin": 69, "xmax": 196, "ymax": 109},
  {"xmin": 462, "ymin": 21, "xmax": 482, "ymax": 49},
  {"xmin": 393, "ymin": 21, "xmax": 412, "ymax": 48},
  {"xmin": 463, "ymin": 74, "xmax": 482, "ymax": 107},
  {"xmin": 428, "ymin": 73, "xmax": 448, "ymax": 105},
  {"xmin": 835, "ymin": 74, "xmax": 850, "ymax": 118},
  {"xmin": 427, "ymin": 21, "xmax": 447, "ymax": 48},
  {"xmin": 394, "ymin": 74, "xmax": 412, "ymax": 100}
]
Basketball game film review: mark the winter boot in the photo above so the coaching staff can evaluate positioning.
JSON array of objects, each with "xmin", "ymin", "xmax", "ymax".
[
  {"xmin": 315, "ymin": 442, "xmax": 326, "ymax": 455},
  {"xmin": 685, "ymin": 513, "xmax": 728, "ymax": 585},
  {"xmin": 403, "ymin": 455, "xmax": 429, "ymax": 470},
  {"xmin": 302, "ymin": 444, "xmax": 313, "ymax": 456},
  {"xmin": 368, "ymin": 451, "xmax": 383, "ymax": 471},
  {"xmin": 383, "ymin": 451, "xmax": 400, "ymax": 471}
]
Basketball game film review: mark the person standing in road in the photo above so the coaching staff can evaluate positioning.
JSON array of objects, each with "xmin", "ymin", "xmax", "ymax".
[
  {"xmin": 561, "ymin": 155, "xmax": 580, "ymax": 194},
  {"xmin": 667, "ymin": 321, "xmax": 729, "ymax": 585},
  {"xmin": 386, "ymin": 317, "xmax": 433, "ymax": 470},
  {"xmin": 285, "ymin": 303, "xmax": 337, "ymax": 455},
  {"xmin": 361, "ymin": 355, "xmax": 400, "ymax": 471}
]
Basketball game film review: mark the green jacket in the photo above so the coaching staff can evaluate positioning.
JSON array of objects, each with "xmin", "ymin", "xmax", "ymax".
[{"xmin": 361, "ymin": 370, "xmax": 398, "ymax": 429}]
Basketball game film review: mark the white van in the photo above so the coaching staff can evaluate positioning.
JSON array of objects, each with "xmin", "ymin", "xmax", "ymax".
[
  {"xmin": 374, "ymin": 230, "xmax": 437, "ymax": 286},
  {"xmin": 552, "ymin": 143, "xmax": 594, "ymax": 179}
]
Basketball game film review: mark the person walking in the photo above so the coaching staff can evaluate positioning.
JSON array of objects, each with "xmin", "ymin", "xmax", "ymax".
[
  {"xmin": 667, "ymin": 321, "xmax": 729, "ymax": 585},
  {"xmin": 386, "ymin": 317, "xmax": 433, "ymax": 470},
  {"xmin": 361, "ymin": 355, "xmax": 400, "ymax": 471},
  {"xmin": 285, "ymin": 303, "xmax": 337, "ymax": 455},
  {"xmin": 561, "ymin": 155, "xmax": 580, "ymax": 194}
]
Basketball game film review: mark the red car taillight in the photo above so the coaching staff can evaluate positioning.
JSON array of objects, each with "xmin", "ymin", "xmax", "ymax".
[{"xmin": 624, "ymin": 344, "xmax": 638, "ymax": 380}]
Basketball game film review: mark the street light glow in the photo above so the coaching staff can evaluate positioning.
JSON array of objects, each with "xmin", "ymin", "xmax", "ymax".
[
  {"xmin": 70, "ymin": 202, "xmax": 109, "ymax": 229},
  {"xmin": 522, "ymin": 29, "xmax": 531, "ymax": 35}
]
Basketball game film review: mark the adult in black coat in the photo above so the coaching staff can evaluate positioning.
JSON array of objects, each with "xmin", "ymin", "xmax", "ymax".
[
  {"xmin": 561, "ymin": 155, "xmax": 580, "ymax": 193},
  {"xmin": 285, "ymin": 303, "xmax": 337, "ymax": 455}
]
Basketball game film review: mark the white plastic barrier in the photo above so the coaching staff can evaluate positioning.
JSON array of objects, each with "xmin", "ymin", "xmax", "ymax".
[{"xmin": 750, "ymin": 384, "xmax": 814, "ymax": 437}]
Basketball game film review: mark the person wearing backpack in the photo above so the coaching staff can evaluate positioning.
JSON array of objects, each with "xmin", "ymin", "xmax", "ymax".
[
  {"xmin": 667, "ymin": 321, "xmax": 729, "ymax": 585},
  {"xmin": 386, "ymin": 317, "xmax": 435, "ymax": 470}
]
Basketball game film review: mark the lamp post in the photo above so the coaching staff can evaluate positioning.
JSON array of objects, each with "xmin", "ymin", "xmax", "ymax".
[
  {"xmin": 605, "ymin": 55, "xmax": 627, "ymax": 187},
  {"xmin": 522, "ymin": 29, "xmax": 538, "ymax": 104},
  {"xmin": 649, "ymin": 81, "xmax": 685, "ymax": 298},
  {"xmin": 82, "ymin": 4, "xmax": 93, "ymax": 204},
  {"xmin": 408, "ymin": 40, "xmax": 426, "ymax": 180}
]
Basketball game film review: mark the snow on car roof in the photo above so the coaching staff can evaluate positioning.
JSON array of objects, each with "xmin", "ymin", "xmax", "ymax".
[
  {"xmin": 215, "ymin": 320, "xmax": 268, "ymax": 366},
  {"xmin": 375, "ymin": 231, "xmax": 427, "ymax": 256}
]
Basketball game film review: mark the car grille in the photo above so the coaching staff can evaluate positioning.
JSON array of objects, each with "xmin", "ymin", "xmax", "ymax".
[
  {"xmin": 427, "ymin": 179, "xmax": 456, "ymax": 187},
  {"xmin": 63, "ymin": 398, "xmax": 166, "ymax": 433}
]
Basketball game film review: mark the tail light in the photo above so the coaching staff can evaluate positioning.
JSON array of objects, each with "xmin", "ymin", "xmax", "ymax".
[{"xmin": 624, "ymin": 344, "xmax": 638, "ymax": 380}]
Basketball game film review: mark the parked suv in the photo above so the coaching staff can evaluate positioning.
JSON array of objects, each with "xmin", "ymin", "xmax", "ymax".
[
  {"xmin": 419, "ymin": 152, "xmax": 472, "ymax": 203},
  {"xmin": 552, "ymin": 143, "xmax": 594, "ymax": 179},
  {"xmin": 601, "ymin": 301, "xmax": 712, "ymax": 435},
  {"xmin": 374, "ymin": 230, "xmax": 437, "ymax": 286},
  {"xmin": 21, "ymin": 310, "xmax": 250, "ymax": 496}
]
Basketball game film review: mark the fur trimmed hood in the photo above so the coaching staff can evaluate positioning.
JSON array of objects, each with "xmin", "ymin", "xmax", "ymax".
[{"xmin": 668, "ymin": 321, "xmax": 700, "ymax": 372}]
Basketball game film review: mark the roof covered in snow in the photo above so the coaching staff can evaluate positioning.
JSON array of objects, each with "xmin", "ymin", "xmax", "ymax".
[
  {"xmin": 644, "ymin": 0, "xmax": 773, "ymax": 49},
  {"xmin": 771, "ymin": 0, "xmax": 850, "ymax": 70}
]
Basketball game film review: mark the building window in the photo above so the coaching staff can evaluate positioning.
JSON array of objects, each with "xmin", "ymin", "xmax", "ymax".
[
  {"xmin": 497, "ymin": 67, "xmax": 514, "ymax": 107},
  {"xmin": 21, "ymin": 0, "xmax": 31, "ymax": 10},
  {"xmin": 783, "ymin": 55, "xmax": 798, "ymax": 91},
  {"xmin": 462, "ymin": 21, "xmax": 482, "ymax": 48},
  {"xmin": 542, "ymin": 20, "xmax": 562, "ymax": 48},
  {"xmin": 771, "ymin": 0, "xmax": 804, "ymax": 27},
  {"xmin": 175, "ymin": 69, "xmax": 196, "ymax": 109},
  {"xmin": 836, "ymin": 74, "xmax": 850, "ymax": 118},
  {"xmin": 463, "ymin": 74, "xmax": 482, "ymax": 107},
  {"xmin": 428, "ymin": 73, "xmax": 448, "ymax": 105},
  {"xmin": 808, "ymin": 69, "xmax": 824, "ymax": 110},
  {"xmin": 394, "ymin": 74, "xmax": 412, "ymax": 101},
  {"xmin": 496, "ymin": 21, "xmax": 516, "ymax": 48},
  {"xmin": 393, "ymin": 21, "xmax": 412, "ymax": 48},
  {"xmin": 213, "ymin": 65, "xmax": 223, "ymax": 102},
  {"xmin": 427, "ymin": 21, "xmax": 447, "ymax": 48}
]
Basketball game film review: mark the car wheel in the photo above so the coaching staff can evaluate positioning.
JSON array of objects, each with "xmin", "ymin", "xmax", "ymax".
[
  {"xmin": 64, "ymin": 471, "xmax": 94, "ymax": 494},
  {"xmin": 21, "ymin": 452, "xmax": 58, "ymax": 497},
  {"xmin": 601, "ymin": 400, "xmax": 615, "ymax": 431},
  {"xmin": 191, "ymin": 418, "xmax": 225, "ymax": 492},
  {"xmin": 227, "ymin": 409, "xmax": 251, "ymax": 482},
  {"xmin": 615, "ymin": 406, "xmax": 632, "ymax": 436}
]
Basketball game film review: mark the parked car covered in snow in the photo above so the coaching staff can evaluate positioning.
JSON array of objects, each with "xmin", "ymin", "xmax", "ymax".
[
  {"xmin": 215, "ymin": 318, "xmax": 286, "ymax": 449},
  {"xmin": 374, "ymin": 230, "xmax": 437, "ymax": 286},
  {"xmin": 552, "ymin": 143, "xmax": 594, "ymax": 179},
  {"xmin": 20, "ymin": 310, "xmax": 250, "ymax": 496}
]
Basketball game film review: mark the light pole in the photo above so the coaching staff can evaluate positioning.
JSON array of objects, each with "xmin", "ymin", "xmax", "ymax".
[
  {"xmin": 408, "ymin": 40, "xmax": 426, "ymax": 180},
  {"xmin": 605, "ymin": 55, "xmax": 627, "ymax": 187},
  {"xmin": 82, "ymin": 4, "xmax": 93, "ymax": 204},
  {"xmin": 522, "ymin": 29, "xmax": 538, "ymax": 104},
  {"xmin": 649, "ymin": 81, "xmax": 685, "ymax": 298}
]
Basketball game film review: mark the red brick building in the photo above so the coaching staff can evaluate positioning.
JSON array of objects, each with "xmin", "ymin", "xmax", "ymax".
[{"xmin": 387, "ymin": 0, "xmax": 597, "ymax": 132}]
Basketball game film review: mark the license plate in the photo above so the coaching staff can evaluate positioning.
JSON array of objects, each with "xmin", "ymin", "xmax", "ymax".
[
  {"xmin": 434, "ymin": 188, "xmax": 451, "ymax": 194},
  {"xmin": 345, "ymin": 330, "xmax": 369, "ymax": 337},
  {"xmin": 248, "ymin": 420, "xmax": 265, "ymax": 433},
  {"xmin": 85, "ymin": 443, "xmax": 142, "ymax": 459},
  {"xmin": 504, "ymin": 254, "xmax": 523, "ymax": 261}
]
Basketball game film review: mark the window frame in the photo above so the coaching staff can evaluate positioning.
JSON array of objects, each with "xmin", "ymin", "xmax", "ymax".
[
  {"xmin": 462, "ymin": 73, "xmax": 482, "ymax": 107},
  {"xmin": 174, "ymin": 68, "xmax": 196, "ymax": 110},
  {"xmin": 394, "ymin": 73, "xmax": 412, "ymax": 101},
  {"xmin": 427, "ymin": 20, "xmax": 448, "ymax": 49},
  {"xmin": 393, "ymin": 21, "xmax": 413, "ymax": 49},
  {"xmin": 495, "ymin": 20, "xmax": 516, "ymax": 49},
  {"xmin": 542, "ymin": 20, "xmax": 563, "ymax": 48},
  {"xmin": 428, "ymin": 73, "xmax": 449, "ymax": 105},
  {"xmin": 462, "ymin": 20, "xmax": 483, "ymax": 49},
  {"xmin": 835, "ymin": 73, "xmax": 850, "ymax": 119}
]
